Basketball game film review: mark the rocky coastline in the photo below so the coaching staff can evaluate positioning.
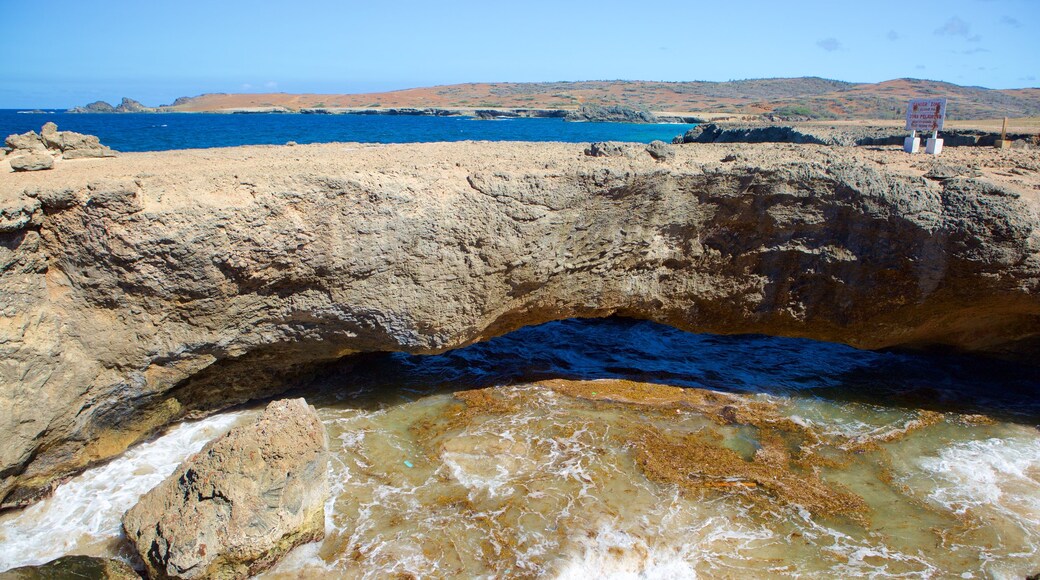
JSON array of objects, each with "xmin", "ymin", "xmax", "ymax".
[
  {"xmin": 63, "ymin": 98, "xmax": 702, "ymax": 123},
  {"xmin": 677, "ymin": 122, "xmax": 1040, "ymax": 148},
  {"xmin": 1, "ymin": 139, "xmax": 1038, "ymax": 516}
]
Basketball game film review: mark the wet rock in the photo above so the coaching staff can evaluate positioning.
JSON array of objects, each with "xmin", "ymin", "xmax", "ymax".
[
  {"xmin": 645, "ymin": 140, "xmax": 674, "ymax": 161},
  {"xmin": 0, "ymin": 555, "xmax": 138, "ymax": 579},
  {"xmin": 9, "ymin": 153, "xmax": 54, "ymax": 172},
  {"xmin": 584, "ymin": 141, "xmax": 626, "ymax": 157},
  {"xmin": 122, "ymin": 398, "xmax": 328, "ymax": 580}
]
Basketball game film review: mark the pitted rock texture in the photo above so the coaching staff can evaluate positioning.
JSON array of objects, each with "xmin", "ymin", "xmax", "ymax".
[
  {"xmin": 0, "ymin": 555, "xmax": 138, "ymax": 579},
  {"xmin": 122, "ymin": 398, "xmax": 328, "ymax": 580},
  {"xmin": 3, "ymin": 123, "xmax": 115, "ymax": 165},
  {"xmin": 0, "ymin": 141, "xmax": 1038, "ymax": 510}
]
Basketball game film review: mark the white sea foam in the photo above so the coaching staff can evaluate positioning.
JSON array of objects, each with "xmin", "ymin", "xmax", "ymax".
[
  {"xmin": 0, "ymin": 412, "xmax": 247, "ymax": 571},
  {"xmin": 553, "ymin": 526, "xmax": 698, "ymax": 580},
  {"xmin": 918, "ymin": 436, "xmax": 1040, "ymax": 518}
]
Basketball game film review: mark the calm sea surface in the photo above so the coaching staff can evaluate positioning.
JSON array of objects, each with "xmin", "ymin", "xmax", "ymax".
[{"xmin": 0, "ymin": 110, "xmax": 691, "ymax": 151}]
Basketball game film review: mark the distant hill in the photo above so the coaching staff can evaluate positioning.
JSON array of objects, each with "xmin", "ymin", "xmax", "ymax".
[{"xmin": 105, "ymin": 78, "xmax": 1040, "ymax": 120}]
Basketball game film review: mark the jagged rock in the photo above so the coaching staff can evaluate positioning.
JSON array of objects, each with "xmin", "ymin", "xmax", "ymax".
[
  {"xmin": 1, "ymin": 142, "xmax": 1038, "ymax": 510},
  {"xmin": 645, "ymin": 140, "xmax": 674, "ymax": 161},
  {"xmin": 0, "ymin": 555, "xmax": 138, "ymax": 579},
  {"xmin": 9, "ymin": 153, "xmax": 54, "ymax": 172},
  {"xmin": 6, "ymin": 124, "xmax": 116, "ymax": 161},
  {"xmin": 39, "ymin": 122, "xmax": 61, "ymax": 150},
  {"xmin": 67, "ymin": 101, "xmax": 117, "ymax": 114},
  {"xmin": 59, "ymin": 131, "xmax": 116, "ymax": 159},
  {"xmin": 122, "ymin": 398, "xmax": 328, "ymax": 580},
  {"xmin": 584, "ymin": 141, "xmax": 626, "ymax": 157},
  {"xmin": 565, "ymin": 105, "xmax": 658, "ymax": 123},
  {"xmin": 114, "ymin": 97, "xmax": 150, "ymax": 113},
  {"xmin": 4, "ymin": 131, "xmax": 45, "ymax": 153}
]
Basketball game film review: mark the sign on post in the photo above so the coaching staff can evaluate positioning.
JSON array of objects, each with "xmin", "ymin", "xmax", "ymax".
[
  {"xmin": 905, "ymin": 98, "xmax": 947, "ymax": 132},
  {"xmin": 904, "ymin": 98, "xmax": 947, "ymax": 155}
]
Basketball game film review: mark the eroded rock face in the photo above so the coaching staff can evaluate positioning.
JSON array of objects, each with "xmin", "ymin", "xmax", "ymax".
[
  {"xmin": 0, "ymin": 141, "xmax": 1038, "ymax": 510},
  {"xmin": 0, "ymin": 555, "xmax": 138, "ymax": 579},
  {"xmin": 122, "ymin": 398, "xmax": 328, "ymax": 580}
]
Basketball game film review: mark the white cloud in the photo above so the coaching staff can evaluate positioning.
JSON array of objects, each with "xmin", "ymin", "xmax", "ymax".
[{"xmin": 264, "ymin": 81, "xmax": 278, "ymax": 89}]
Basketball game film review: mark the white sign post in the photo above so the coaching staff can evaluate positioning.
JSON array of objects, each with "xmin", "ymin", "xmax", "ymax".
[{"xmin": 905, "ymin": 98, "xmax": 947, "ymax": 155}]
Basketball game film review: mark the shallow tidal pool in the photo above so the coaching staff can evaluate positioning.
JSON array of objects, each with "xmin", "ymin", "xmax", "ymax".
[{"xmin": 1, "ymin": 319, "xmax": 1038, "ymax": 579}]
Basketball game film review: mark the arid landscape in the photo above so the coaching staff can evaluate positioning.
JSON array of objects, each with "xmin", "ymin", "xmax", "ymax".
[{"xmin": 111, "ymin": 77, "xmax": 1040, "ymax": 125}]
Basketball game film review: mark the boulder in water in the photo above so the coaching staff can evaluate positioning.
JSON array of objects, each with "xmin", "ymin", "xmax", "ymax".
[{"xmin": 122, "ymin": 398, "xmax": 328, "ymax": 579}]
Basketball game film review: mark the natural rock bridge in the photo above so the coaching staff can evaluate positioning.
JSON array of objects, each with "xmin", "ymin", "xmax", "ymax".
[{"xmin": 1, "ymin": 141, "xmax": 1038, "ymax": 509}]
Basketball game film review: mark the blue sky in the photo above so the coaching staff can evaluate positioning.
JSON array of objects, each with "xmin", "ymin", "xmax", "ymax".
[{"xmin": 1, "ymin": 0, "xmax": 1036, "ymax": 107}]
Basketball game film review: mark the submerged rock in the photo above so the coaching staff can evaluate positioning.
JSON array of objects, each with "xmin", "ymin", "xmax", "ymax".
[
  {"xmin": 122, "ymin": 398, "xmax": 328, "ymax": 579},
  {"xmin": 0, "ymin": 555, "xmax": 138, "ymax": 579}
]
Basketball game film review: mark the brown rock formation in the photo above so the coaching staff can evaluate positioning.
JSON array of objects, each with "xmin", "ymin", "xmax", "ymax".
[
  {"xmin": 8, "ymin": 153, "xmax": 53, "ymax": 173},
  {"xmin": 0, "ymin": 141, "xmax": 1037, "ymax": 510},
  {"xmin": 3, "ymin": 124, "xmax": 115, "ymax": 167},
  {"xmin": 0, "ymin": 555, "xmax": 138, "ymax": 579},
  {"xmin": 122, "ymin": 398, "xmax": 328, "ymax": 579}
]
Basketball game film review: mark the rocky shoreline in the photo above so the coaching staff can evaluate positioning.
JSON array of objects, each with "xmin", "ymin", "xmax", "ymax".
[
  {"xmin": 1, "ymin": 139, "xmax": 1038, "ymax": 515},
  {"xmin": 677, "ymin": 122, "xmax": 1039, "ymax": 148},
  {"xmin": 64, "ymin": 100, "xmax": 703, "ymax": 123}
]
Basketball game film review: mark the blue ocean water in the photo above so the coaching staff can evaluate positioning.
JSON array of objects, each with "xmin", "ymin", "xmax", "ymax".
[
  {"xmin": 0, "ymin": 110, "xmax": 691, "ymax": 152},
  {"xmin": 315, "ymin": 318, "xmax": 1040, "ymax": 424}
]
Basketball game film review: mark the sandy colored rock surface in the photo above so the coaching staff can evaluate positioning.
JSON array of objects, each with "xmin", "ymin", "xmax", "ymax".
[
  {"xmin": 0, "ymin": 140, "xmax": 1038, "ymax": 510},
  {"xmin": 122, "ymin": 398, "xmax": 328, "ymax": 579}
]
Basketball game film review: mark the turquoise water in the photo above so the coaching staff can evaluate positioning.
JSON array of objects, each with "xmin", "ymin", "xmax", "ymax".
[{"xmin": 0, "ymin": 110, "xmax": 691, "ymax": 152}]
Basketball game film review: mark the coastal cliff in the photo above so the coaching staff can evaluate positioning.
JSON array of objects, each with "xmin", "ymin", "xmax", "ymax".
[{"xmin": 1, "ymin": 141, "xmax": 1038, "ymax": 510}]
